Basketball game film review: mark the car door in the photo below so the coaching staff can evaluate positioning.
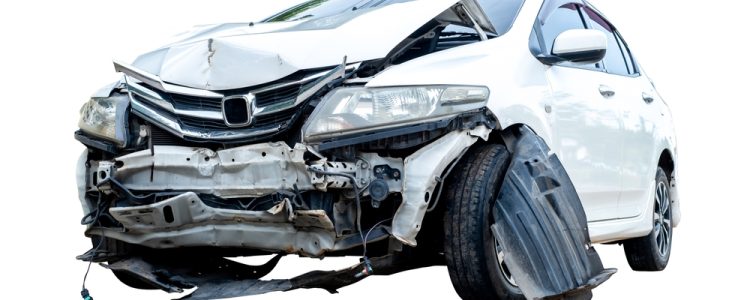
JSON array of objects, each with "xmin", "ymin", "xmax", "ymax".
[
  {"xmin": 537, "ymin": 3, "xmax": 624, "ymax": 221},
  {"xmin": 581, "ymin": 6, "xmax": 658, "ymax": 218}
]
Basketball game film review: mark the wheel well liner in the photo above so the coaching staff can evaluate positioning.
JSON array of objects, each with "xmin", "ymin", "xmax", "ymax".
[{"xmin": 658, "ymin": 150, "xmax": 675, "ymax": 180}]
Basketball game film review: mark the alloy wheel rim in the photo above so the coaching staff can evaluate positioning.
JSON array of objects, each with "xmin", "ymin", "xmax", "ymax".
[
  {"xmin": 494, "ymin": 238, "xmax": 518, "ymax": 287},
  {"xmin": 653, "ymin": 181, "xmax": 672, "ymax": 257}
]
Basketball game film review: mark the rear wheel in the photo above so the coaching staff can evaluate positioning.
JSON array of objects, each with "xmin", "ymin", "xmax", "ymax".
[
  {"xmin": 623, "ymin": 168, "xmax": 672, "ymax": 271},
  {"xmin": 443, "ymin": 144, "xmax": 524, "ymax": 300}
]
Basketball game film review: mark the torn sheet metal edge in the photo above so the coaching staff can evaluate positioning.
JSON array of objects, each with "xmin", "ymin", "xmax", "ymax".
[
  {"xmin": 491, "ymin": 127, "xmax": 615, "ymax": 299},
  {"xmin": 76, "ymin": 150, "xmax": 92, "ymax": 217},
  {"xmin": 93, "ymin": 190, "xmax": 385, "ymax": 255},
  {"xmin": 104, "ymin": 252, "xmax": 440, "ymax": 300},
  {"xmin": 392, "ymin": 125, "xmax": 490, "ymax": 246},
  {"xmin": 103, "ymin": 254, "xmax": 287, "ymax": 295},
  {"xmin": 103, "ymin": 142, "xmax": 397, "ymax": 198},
  {"xmin": 109, "ymin": 192, "xmax": 281, "ymax": 231},
  {"xmin": 110, "ymin": 143, "xmax": 311, "ymax": 197},
  {"xmin": 89, "ymin": 222, "xmax": 336, "ymax": 256}
]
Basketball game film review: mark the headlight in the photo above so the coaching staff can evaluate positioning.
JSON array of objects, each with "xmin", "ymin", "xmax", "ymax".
[
  {"xmin": 302, "ymin": 85, "xmax": 489, "ymax": 141},
  {"xmin": 78, "ymin": 94, "xmax": 130, "ymax": 147}
]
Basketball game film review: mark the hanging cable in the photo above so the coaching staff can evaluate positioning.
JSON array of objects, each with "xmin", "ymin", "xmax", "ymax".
[
  {"xmin": 307, "ymin": 168, "xmax": 364, "ymax": 249},
  {"xmin": 81, "ymin": 230, "xmax": 104, "ymax": 300},
  {"xmin": 363, "ymin": 218, "xmax": 392, "ymax": 257},
  {"xmin": 308, "ymin": 167, "xmax": 375, "ymax": 277}
]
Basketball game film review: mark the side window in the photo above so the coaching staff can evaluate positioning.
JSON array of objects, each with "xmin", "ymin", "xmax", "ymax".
[
  {"xmin": 582, "ymin": 8, "xmax": 630, "ymax": 75},
  {"xmin": 540, "ymin": 4, "xmax": 586, "ymax": 54},
  {"xmin": 616, "ymin": 31, "xmax": 638, "ymax": 75},
  {"xmin": 537, "ymin": 3, "xmax": 598, "ymax": 70}
]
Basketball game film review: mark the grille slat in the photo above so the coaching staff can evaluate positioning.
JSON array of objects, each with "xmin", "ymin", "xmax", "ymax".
[
  {"xmin": 180, "ymin": 117, "xmax": 229, "ymax": 130},
  {"xmin": 172, "ymin": 94, "xmax": 222, "ymax": 111},
  {"xmin": 255, "ymin": 84, "xmax": 301, "ymax": 107}
]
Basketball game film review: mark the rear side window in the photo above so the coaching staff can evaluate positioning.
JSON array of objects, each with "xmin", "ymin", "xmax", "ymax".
[{"xmin": 582, "ymin": 7, "xmax": 631, "ymax": 76}]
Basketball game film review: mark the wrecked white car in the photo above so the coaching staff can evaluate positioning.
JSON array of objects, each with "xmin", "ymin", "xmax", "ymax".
[{"xmin": 75, "ymin": 0, "xmax": 680, "ymax": 299}]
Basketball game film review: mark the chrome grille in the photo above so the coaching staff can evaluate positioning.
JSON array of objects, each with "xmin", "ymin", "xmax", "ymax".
[{"xmin": 118, "ymin": 59, "xmax": 351, "ymax": 142}]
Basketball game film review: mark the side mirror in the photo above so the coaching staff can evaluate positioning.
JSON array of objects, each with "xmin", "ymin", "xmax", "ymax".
[{"xmin": 550, "ymin": 29, "xmax": 607, "ymax": 64}]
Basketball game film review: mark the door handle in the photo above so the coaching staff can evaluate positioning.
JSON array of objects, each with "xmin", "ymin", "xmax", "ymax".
[
  {"xmin": 642, "ymin": 92, "xmax": 655, "ymax": 104},
  {"xmin": 599, "ymin": 85, "xmax": 615, "ymax": 98}
]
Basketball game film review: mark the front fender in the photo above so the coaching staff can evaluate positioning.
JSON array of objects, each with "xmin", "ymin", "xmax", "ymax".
[{"xmin": 391, "ymin": 126, "xmax": 491, "ymax": 246}]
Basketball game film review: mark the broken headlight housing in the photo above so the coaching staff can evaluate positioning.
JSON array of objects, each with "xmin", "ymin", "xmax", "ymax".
[
  {"xmin": 303, "ymin": 85, "xmax": 489, "ymax": 142},
  {"xmin": 78, "ymin": 94, "xmax": 130, "ymax": 147}
]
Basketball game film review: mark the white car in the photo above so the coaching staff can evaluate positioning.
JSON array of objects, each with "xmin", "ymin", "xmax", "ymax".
[{"xmin": 75, "ymin": 0, "xmax": 680, "ymax": 299}]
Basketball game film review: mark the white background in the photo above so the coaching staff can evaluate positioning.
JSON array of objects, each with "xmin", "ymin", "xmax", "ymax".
[{"xmin": 0, "ymin": 1, "xmax": 748, "ymax": 299}]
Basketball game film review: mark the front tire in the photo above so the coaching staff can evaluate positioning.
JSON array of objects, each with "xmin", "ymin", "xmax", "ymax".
[
  {"xmin": 623, "ymin": 167, "xmax": 673, "ymax": 271},
  {"xmin": 443, "ymin": 144, "xmax": 523, "ymax": 300}
]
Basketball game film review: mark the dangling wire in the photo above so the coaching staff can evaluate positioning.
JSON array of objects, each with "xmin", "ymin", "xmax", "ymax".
[
  {"xmin": 307, "ymin": 168, "xmax": 365, "ymax": 252},
  {"xmin": 80, "ymin": 191, "xmax": 108, "ymax": 300},
  {"xmin": 307, "ymin": 167, "xmax": 398, "ymax": 279},
  {"xmin": 362, "ymin": 218, "xmax": 392, "ymax": 258},
  {"xmin": 81, "ymin": 230, "xmax": 105, "ymax": 300}
]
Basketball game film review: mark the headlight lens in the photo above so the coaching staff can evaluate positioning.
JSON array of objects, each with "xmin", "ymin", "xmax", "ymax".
[
  {"xmin": 78, "ymin": 94, "xmax": 130, "ymax": 147},
  {"xmin": 303, "ymin": 85, "xmax": 489, "ymax": 141}
]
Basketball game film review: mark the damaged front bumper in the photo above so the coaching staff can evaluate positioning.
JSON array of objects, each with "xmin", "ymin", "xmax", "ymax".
[{"xmin": 79, "ymin": 127, "xmax": 489, "ymax": 257}]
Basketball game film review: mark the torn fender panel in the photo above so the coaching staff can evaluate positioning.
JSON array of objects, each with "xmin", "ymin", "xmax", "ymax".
[
  {"xmin": 491, "ymin": 127, "xmax": 616, "ymax": 299},
  {"xmin": 104, "ymin": 253, "xmax": 439, "ymax": 300},
  {"xmin": 393, "ymin": 126, "xmax": 491, "ymax": 246}
]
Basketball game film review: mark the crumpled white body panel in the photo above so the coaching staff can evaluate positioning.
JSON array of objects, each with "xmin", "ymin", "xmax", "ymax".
[{"xmin": 131, "ymin": 0, "xmax": 460, "ymax": 90}]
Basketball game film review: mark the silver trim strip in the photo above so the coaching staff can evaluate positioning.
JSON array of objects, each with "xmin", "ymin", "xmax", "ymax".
[
  {"xmin": 251, "ymin": 69, "xmax": 332, "ymax": 94},
  {"xmin": 125, "ymin": 78, "xmax": 224, "ymax": 120},
  {"xmin": 114, "ymin": 60, "xmax": 224, "ymax": 99},
  {"xmin": 131, "ymin": 98, "xmax": 279, "ymax": 141}
]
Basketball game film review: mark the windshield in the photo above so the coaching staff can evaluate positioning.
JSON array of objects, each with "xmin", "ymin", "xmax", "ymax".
[{"xmin": 264, "ymin": 0, "xmax": 412, "ymax": 22}]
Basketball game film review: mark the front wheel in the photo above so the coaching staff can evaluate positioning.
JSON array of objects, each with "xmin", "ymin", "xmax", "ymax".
[
  {"xmin": 443, "ymin": 144, "xmax": 524, "ymax": 300},
  {"xmin": 623, "ymin": 167, "xmax": 673, "ymax": 271}
]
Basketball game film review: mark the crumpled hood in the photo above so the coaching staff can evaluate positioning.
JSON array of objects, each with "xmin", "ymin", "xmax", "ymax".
[{"xmin": 130, "ymin": 0, "xmax": 464, "ymax": 91}]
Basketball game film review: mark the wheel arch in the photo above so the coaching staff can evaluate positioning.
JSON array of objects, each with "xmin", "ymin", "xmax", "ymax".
[
  {"xmin": 657, "ymin": 146, "xmax": 681, "ymax": 227},
  {"xmin": 419, "ymin": 123, "xmax": 549, "ymax": 245},
  {"xmin": 658, "ymin": 149, "xmax": 675, "ymax": 182}
]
